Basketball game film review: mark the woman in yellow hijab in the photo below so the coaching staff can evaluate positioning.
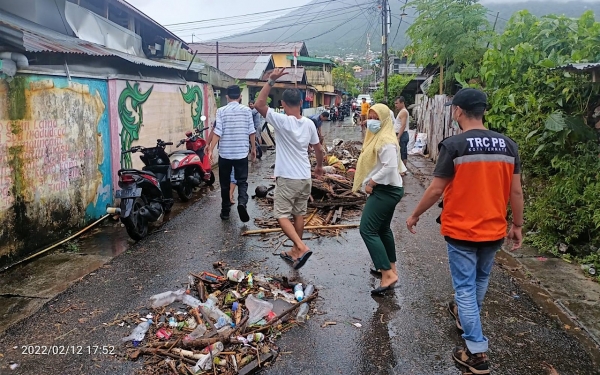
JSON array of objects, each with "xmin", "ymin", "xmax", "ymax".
[{"xmin": 353, "ymin": 103, "xmax": 404, "ymax": 295}]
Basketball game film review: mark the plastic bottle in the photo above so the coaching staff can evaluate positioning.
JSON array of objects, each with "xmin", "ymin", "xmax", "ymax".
[
  {"xmin": 182, "ymin": 294, "xmax": 202, "ymax": 308},
  {"xmin": 168, "ymin": 317, "xmax": 177, "ymax": 328},
  {"xmin": 149, "ymin": 290, "xmax": 186, "ymax": 308},
  {"xmin": 183, "ymin": 324, "xmax": 207, "ymax": 343},
  {"xmin": 296, "ymin": 303, "xmax": 310, "ymax": 323},
  {"xmin": 296, "ymin": 284, "xmax": 314, "ymax": 322},
  {"xmin": 191, "ymin": 341, "xmax": 223, "ymax": 372},
  {"xmin": 294, "ymin": 283, "xmax": 304, "ymax": 302},
  {"xmin": 122, "ymin": 319, "xmax": 153, "ymax": 342}
]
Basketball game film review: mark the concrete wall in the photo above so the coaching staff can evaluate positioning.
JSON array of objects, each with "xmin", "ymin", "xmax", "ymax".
[
  {"xmin": 107, "ymin": 79, "xmax": 218, "ymax": 178},
  {"xmin": 0, "ymin": 74, "xmax": 112, "ymax": 266}
]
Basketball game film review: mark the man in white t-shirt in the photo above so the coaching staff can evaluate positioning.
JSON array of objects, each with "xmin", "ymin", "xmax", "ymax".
[{"xmin": 255, "ymin": 68, "xmax": 324, "ymax": 270}]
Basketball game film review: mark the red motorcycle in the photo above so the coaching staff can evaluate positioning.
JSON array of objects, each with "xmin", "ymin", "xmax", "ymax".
[{"xmin": 170, "ymin": 124, "xmax": 215, "ymax": 201}]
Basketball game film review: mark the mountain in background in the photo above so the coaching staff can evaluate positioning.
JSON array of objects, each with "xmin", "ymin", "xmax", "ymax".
[{"xmin": 220, "ymin": 0, "xmax": 600, "ymax": 56}]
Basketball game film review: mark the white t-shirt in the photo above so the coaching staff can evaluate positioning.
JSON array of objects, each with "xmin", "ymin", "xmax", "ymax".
[
  {"xmin": 391, "ymin": 109, "xmax": 400, "ymax": 133},
  {"xmin": 266, "ymin": 109, "xmax": 320, "ymax": 179}
]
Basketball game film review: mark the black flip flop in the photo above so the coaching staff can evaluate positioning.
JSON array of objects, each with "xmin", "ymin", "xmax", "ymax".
[
  {"xmin": 280, "ymin": 252, "xmax": 295, "ymax": 263},
  {"xmin": 293, "ymin": 251, "xmax": 313, "ymax": 270}
]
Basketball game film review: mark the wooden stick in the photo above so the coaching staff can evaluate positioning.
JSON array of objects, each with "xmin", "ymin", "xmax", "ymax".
[
  {"xmin": 243, "ymin": 225, "xmax": 358, "ymax": 236},
  {"xmin": 304, "ymin": 209, "xmax": 318, "ymax": 225},
  {"xmin": 137, "ymin": 348, "xmax": 197, "ymax": 365},
  {"xmin": 196, "ymin": 280, "xmax": 207, "ymax": 303},
  {"xmin": 167, "ymin": 358, "xmax": 179, "ymax": 374},
  {"xmin": 324, "ymin": 210, "xmax": 334, "ymax": 224}
]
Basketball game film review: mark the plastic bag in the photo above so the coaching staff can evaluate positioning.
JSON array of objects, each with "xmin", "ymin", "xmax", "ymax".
[
  {"xmin": 149, "ymin": 289, "xmax": 186, "ymax": 308},
  {"xmin": 409, "ymin": 133, "xmax": 427, "ymax": 155},
  {"xmin": 245, "ymin": 294, "xmax": 273, "ymax": 324}
]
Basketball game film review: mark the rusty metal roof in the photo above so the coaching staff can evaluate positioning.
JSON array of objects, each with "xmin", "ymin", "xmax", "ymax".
[
  {"xmin": 189, "ymin": 42, "xmax": 308, "ymax": 56},
  {"xmin": 0, "ymin": 9, "xmax": 200, "ymax": 71},
  {"xmin": 198, "ymin": 54, "xmax": 272, "ymax": 80},
  {"xmin": 558, "ymin": 62, "xmax": 600, "ymax": 71}
]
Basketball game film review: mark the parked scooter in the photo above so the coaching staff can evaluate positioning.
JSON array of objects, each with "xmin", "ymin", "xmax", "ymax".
[
  {"xmin": 107, "ymin": 139, "xmax": 175, "ymax": 240},
  {"xmin": 170, "ymin": 117, "xmax": 215, "ymax": 201},
  {"xmin": 337, "ymin": 104, "xmax": 345, "ymax": 121},
  {"xmin": 353, "ymin": 108, "xmax": 361, "ymax": 125},
  {"xmin": 329, "ymin": 106, "xmax": 340, "ymax": 122}
]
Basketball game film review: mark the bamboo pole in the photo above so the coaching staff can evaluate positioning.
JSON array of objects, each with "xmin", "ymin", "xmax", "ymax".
[{"xmin": 242, "ymin": 224, "xmax": 359, "ymax": 236}]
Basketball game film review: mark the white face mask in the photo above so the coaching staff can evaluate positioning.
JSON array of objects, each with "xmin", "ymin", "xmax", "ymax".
[{"xmin": 367, "ymin": 119, "xmax": 381, "ymax": 133}]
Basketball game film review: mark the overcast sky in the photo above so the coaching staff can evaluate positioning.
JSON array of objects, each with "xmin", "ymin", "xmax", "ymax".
[{"xmin": 128, "ymin": 0, "xmax": 313, "ymax": 42}]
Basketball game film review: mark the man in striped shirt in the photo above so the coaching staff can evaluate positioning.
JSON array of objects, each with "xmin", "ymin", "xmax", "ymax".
[{"xmin": 207, "ymin": 85, "xmax": 256, "ymax": 222}]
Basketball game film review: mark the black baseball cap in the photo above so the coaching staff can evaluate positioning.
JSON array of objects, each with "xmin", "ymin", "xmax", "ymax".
[
  {"xmin": 226, "ymin": 85, "xmax": 241, "ymax": 97},
  {"xmin": 445, "ymin": 88, "xmax": 487, "ymax": 110}
]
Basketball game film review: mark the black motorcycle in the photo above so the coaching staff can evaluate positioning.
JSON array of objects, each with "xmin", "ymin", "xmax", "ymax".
[
  {"xmin": 329, "ymin": 106, "xmax": 338, "ymax": 122},
  {"xmin": 353, "ymin": 108, "xmax": 361, "ymax": 125},
  {"xmin": 107, "ymin": 139, "xmax": 175, "ymax": 240},
  {"xmin": 337, "ymin": 105, "xmax": 345, "ymax": 121}
]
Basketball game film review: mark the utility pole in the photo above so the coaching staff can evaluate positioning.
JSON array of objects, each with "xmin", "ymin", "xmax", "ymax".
[
  {"xmin": 486, "ymin": 12, "xmax": 500, "ymax": 49},
  {"xmin": 216, "ymin": 41, "xmax": 220, "ymax": 70},
  {"xmin": 382, "ymin": 0, "xmax": 389, "ymax": 103}
]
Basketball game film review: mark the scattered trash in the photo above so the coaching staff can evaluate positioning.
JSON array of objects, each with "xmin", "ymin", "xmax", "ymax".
[
  {"xmin": 352, "ymin": 323, "xmax": 362, "ymax": 328},
  {"xmin": 122, "ymin": 319, "xmax": 152, "ymax": 343},
  {"xmin": 122, "ymin": 267, "xmax": 319, "ymax": 374},
  {"xmin": 558, "ymin": 243, "xmax": 568, "ymax": 253},
  {"xmin": 227, "ymin": 269, "xmax": 245, "ymax": 283},
  {"xmin": 581, "ymin": 264, "xmax": 596, "ymax": 276},
  {"xmin": 321, "ymin": 321, "xmax": 337, "ymax": 328},
  {"xmin": 536, "ymin": 257, "xmax": 548, "ymax": 262},
  {"xmin": 542, "ymin": 362, "xmax": 560, "ymax": 375},
  {"xmin": 9, "ymin": 363, "xmax": 19, "ymax": 370}
]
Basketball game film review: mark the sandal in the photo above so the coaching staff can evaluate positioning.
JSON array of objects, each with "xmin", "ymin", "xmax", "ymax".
[
  {"xmin": 293, "ymin": 251, "xmax": 313, "ymax": 270},
  {"xmin": 280, "ymin": 252, "xmax": 295, "ymax": 263}
]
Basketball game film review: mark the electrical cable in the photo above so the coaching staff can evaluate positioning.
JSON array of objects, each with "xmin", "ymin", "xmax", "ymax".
[
  {"xmin": 175, "ymin": 7, "xmax": 368, "ymax": 41},
  {"xmin": 391, "ymin": 0, "xmax": 409, "ymax": 46}
]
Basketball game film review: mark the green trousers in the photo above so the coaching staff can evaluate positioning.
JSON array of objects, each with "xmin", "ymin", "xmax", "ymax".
[{"xmin": 359, "ymin": 185, "xmax": 404, "ymax": 271}]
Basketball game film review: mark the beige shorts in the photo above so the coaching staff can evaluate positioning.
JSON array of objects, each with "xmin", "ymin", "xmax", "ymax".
[{"xmin": 273, "ymin": 177, "xmax": 312, "ymax": 218}]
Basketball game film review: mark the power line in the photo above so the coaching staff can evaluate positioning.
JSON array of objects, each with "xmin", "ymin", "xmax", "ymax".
[
  {"xmin": 163, "ymin": 0, "xmax": 340, "ymax": 27},
  {"xmin": 178, "ymin": 8, "xmax": 367, "ymax": 41},
  {"xmin": 391, "ymin": 0, "xmax": 408, "ymax": 46}
]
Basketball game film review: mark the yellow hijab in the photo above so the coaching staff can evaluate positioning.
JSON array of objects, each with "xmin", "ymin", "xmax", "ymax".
[{"xmin": 352, "ymin": 103, "xmax": 399, "ymax": 192}]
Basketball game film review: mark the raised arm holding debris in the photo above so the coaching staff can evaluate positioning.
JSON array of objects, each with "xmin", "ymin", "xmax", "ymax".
[{"xmin": 255, "ymin": 68, "xmax": 324, "ymax": 270}]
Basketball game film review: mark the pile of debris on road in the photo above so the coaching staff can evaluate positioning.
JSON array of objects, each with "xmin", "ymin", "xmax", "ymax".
[
  {"xmin": 249, "ymin": 139, "xmax": 365, "ymax": 238},
  {"xmin": 120, "ymin": 263, "xmax": 318, "ymax": 375}
]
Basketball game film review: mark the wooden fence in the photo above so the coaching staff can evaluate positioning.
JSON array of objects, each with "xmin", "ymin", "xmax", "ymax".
[{"xmin": 413, "ymin": 94, "xmax": 459, "ymax": 162}]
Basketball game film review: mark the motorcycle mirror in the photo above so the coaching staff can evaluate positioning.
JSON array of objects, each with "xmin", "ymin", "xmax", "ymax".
[{"xmin": 200, "ymin": 115, "xmax": 207, "ymax": 122}]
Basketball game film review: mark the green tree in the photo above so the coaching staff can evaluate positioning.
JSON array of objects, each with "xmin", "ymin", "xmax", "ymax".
[
  {"xmin": 482, "ymin": 10, "xmax": 600, "ymax": 268},
  {"xmin": 372, "ymin": 74, "xmax": 415, "ymax": 105},
  {"xmin": 406, "ymin": 0, "xmax": 491, "ymax": 95},
  {"xmin": 332, "ymin": 66, "xmax": 361, "ymax": 96}
]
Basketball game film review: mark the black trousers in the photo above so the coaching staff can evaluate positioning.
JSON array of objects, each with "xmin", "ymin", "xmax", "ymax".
[{"xmin": 218, "ymin": 156, "xmax": 249, "ymax": 213}]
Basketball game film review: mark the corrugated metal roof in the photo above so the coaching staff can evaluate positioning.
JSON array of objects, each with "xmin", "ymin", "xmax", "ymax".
[
  {"xmin": 189, "ymin": 42, "xmax": 308, "ymax": 56},
  {"xmin": 0, "ymin": 10, "xmax": 200, "ymax": 71},
  {"xmin": 558, "ymin": 62, "xmax": 600, "ymax": 71},
  {"xmin": 199, "ymin": 54, "xmax": 272, "ymax": 80},
  {"xmin": 114, "ymin": 0, "xmax": 187, "ymax": 46}
]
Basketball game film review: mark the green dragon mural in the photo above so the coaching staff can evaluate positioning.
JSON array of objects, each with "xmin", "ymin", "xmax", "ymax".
[
  {"xmin": 180, "ymin": 84, "xmax": 204, "ymax": 134},
  {"xmin": 118, "ymin": 82, "xmax": 153, "ymax": 169}
]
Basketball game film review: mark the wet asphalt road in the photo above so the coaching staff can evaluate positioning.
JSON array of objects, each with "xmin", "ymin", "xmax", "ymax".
[{"xmin": 0, "ymin": 120, "xmax": 599, "ymax": 375}]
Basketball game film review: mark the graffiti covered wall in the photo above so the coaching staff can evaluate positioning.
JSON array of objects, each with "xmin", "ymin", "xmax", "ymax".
[
  {"xmin": 0, "ymin": 74, "xmax": 112, "ymax": 266},
  {"xmin": 108, "ymin": 80, "xmax": 217, "ymax": 176}
]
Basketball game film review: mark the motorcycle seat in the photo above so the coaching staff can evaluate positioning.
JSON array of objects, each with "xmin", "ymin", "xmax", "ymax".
[{"xmin": 169, "ymin": 150, "xmax": 195, "ymax": 156}]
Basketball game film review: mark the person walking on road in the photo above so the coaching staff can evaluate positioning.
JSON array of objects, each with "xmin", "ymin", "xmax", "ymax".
[
  {"xmin": 249, "ymin": 100, "xmax": 263, "ymax": 159},
  {"xmin": 394, "ymin": 97, "xmax": 410, "ymax": 174},
  {"xmin": 353, "ymin": 104, "xmax": 404, "ymax": 295},
  {"xmin": 406, "ymin": 88, "xmax": 524, "ymax": 375},
  {"xmin": 255, "ymin": 68, "xmax": 324, "ymax": 270},
  {"xmin": 360, "ymin": 97, "xmax": 370, "ymax": 136},
  {"xmin": 207, "ymin": 85, "xmax": 256, "ymax": 222},
  {"xmin": 309, "ymin": 111, "xmax": 330, "ymax": 146}
]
